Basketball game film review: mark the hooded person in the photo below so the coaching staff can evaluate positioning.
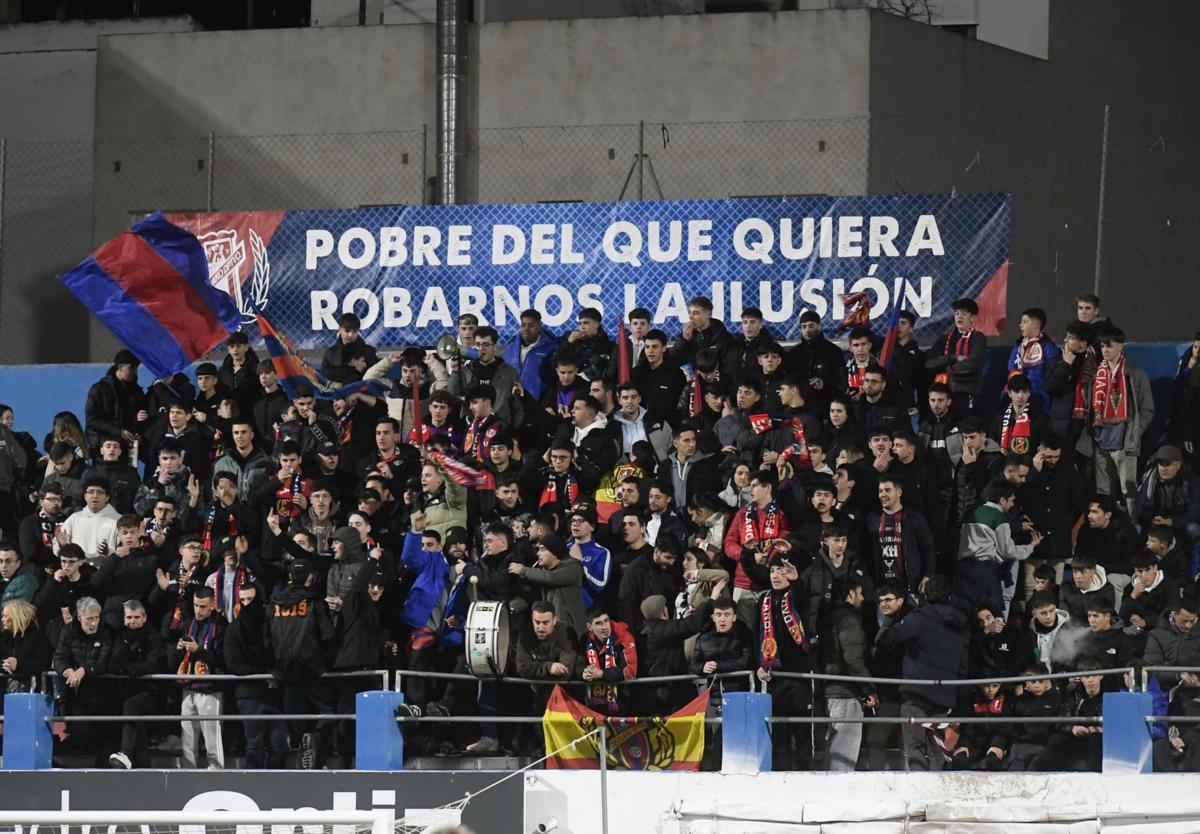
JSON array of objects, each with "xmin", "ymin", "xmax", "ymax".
[
  {"xmin": 223, "ymin": 584, "xmax": 289, "ymax": 769},
  {"xmin": 265, "ymin": 560, "xmax": 338, "ymax": 769},
  {"xmin": 327, "ymin": 525, "xmax": 368, "ymax": 601}
]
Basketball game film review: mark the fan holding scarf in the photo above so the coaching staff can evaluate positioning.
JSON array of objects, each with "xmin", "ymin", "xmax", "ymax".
[{"xmin": 1079, "ymin": 328, "xmax": 1155, "ymax": 513}]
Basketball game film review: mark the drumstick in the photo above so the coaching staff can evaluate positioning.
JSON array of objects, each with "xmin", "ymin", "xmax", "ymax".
[{"xmin": 469, "ymin": 574, "xmax": 479, "ymax": 603}]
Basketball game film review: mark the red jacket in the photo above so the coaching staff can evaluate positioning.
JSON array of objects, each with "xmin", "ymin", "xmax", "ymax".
[{"xmin": 724, "ymin": 502, "xmax": 791, "ymax": 590}]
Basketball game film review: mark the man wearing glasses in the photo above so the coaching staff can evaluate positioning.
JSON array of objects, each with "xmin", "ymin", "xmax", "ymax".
[{"xmin": 55, "ymin": 475, "xmax": 120, "ymax": 564}]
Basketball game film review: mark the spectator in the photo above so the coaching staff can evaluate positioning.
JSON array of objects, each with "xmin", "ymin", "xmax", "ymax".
[
  {"xmin": 1080, "ymin": 328, "xmax": 1154, "ymax": 512},
  {"xmin": 1008, "ymin": 308, "xmax": 1061, "ymax": 414},
  {"xmin": 670, "ymin": 296, "xmax": 730, "ymax": 368},
  {"xmin": 1153, "ymin": 670, "xmax": 1200, "ymax": 772},
  {"xmin": 1032, "ymin": 656, "xmax": 1106, "ymax": 772},
  {"xmin": 504, "ymin": 309, "xmax": 559, "ymax": 403},
  {"xmin": 882, "ymin": 575, "xmax": 968, "ymax": 771},
  {"xmin": 266, "ymin": 560, "xmax": 337, "ymax": 769},
  {"xmin": 618, "ymin": 533, "xmax": 684, "ymax": 634},
  {"xmin": 0, "ymin": 541, "xmax": 37, "ymax": 606},
  {"xmin": 993, "ymin": 373, "xmax": 1047, "ymax": 456},
  {"xmin": 52, "ymin": 596, "xmax": 113, "ymax": 765},
  {"xmin": 1007, "ymin": 664, "xmax": 1063, "ymax": 770},
  {"xmin": 1022, "ymin": 435, "xmax": 1087, "ymax": 595},
  {"xmin": 1027, "ymin": 590, "xmax": 1072, "ymax": 673},
  {"xmin": 134, "ymin": 442, "xmax": 193, "ymax": 518},
  {"xmin": 689, "ymin": 592, "xmax": 751, "ymax": 695},
  {"xmin": 725, "ymin": 470, "xmax": 791, "ymax": 614},
  {"xmin": 1135, "ymin": 444, "xmax": 1200, "ymax": 544},
  {"xmin": 18, "ymin": 485, "xmax": 65, "ymax": 578},
  {"xmin": 224, "ymin": 583, "xmax": 289, "ymax": 769},
  {"xmin": 321, "ymin": 312, "xmax": 378, "ymax": 378},
  {"xmin": 1146, "ymin": 523, "xmax": 1194, "ymax": 587},
  {"xmin": 632, "ymin": 330, "xmax": 687, "ymax": 427},
  {"xmin": 819, "ymin": 577, "xmax": 875, "ymax": 772},
  {"xmin": 447, "ymin": 325, "xmax": 523, "ymax": 427},
  {"xmin": 515, "ymin": 600, "xmax": 577, "ymax": 752},
  {"xmin": 510, "ymin": 532, "xmax": 585, "ymax": 641},
  {"xmin": 85, "ymin": 436, "xmax": 140, "ymax": 515},
  {"xmin": 57, "ymin": 475, "xmax": 120, "ymax": 564},
  {"xmin": 756, "ymin": 555, "xmax": 816, "ymax": 771},
  {"xmin": 212, "ymin": 419, "xmax": 272, "ymax": 500},
  {"xmin": 867, "ymin": 475, "xmax": 935, "ymax": 599},
  {"xmin": 1120, "ymin": 548, "xmax": 1181, "ymax": 643},
  {"xmin": 1143, "ymin": 591, "xmax": 1200, "ymax": 687},
  {"xmin": 645, "ymin": 480, "xmax": 689, "ymax": 547},
  {"xmin": 949, "ymin": 679, "xmax": 1012, "ymax": 771},
  {"xmin": 1062, "ymin": 549, "xmax": 1119, "ymax": 629},
  {"xmin": 957, "ymin": 479, "xmax": 1040, "ymax": 614},
  {"xmin": 665, "ymin": 424, "xmax": 721, "ymax": 510},
  {"xmin": 84, "ymin": 349, "xmax": 148, "ymax": 459},
  {"xmin": 579, "ymin": 608, "xmax": 638, "ymax": 715},
  {"xmin": 169, "ymin": 585, "xmax": 225, "ymax": 769},
  {"xmin": 1075, "ymin": 495, "xmax": 1139, "ymax": 595},
  {"xmin": 106, "ymin": 599, "xmax": 166, "ymax": 769},
  {"xmin": 968, "ymin": 601, "xmax": 1031, "ymax": 677},
  {"xmin": 217, "ymin": 331, "xmax": 261, "ymax": 418},
  {"xmin": 924, "ymin": 298, "xmax": 987, "ymax": 414},
  {"xmin": 1078, "ymin": 596, "xmax": 1135, "ymax": 667},
  {"xmin": 639, "ymin": 588, "xmax": 720, "ymax": 714},
  {"xmin": 1, "ymin": 598, "xmax": 51, "ymax": 694},
  {"xmin": 34, "ymin": 543, "xmax": 97, "ymax": 649},
  {"xmin": 566, "ymin": 506, "xmax": 611, "ymax": 611}
]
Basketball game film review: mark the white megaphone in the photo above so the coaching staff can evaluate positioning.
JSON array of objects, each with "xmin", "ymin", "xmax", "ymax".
[{"xmin": 436, "ymin": 334, "xmax": 480, "ymax": 362}]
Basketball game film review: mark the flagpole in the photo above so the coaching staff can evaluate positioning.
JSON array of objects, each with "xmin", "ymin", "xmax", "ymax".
[{"xmin": 599, "ymin": 724, "xmax": 609, "ymax": 834}]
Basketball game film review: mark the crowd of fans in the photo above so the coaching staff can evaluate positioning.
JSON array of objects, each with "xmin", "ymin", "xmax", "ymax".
[{"xmin": 1, "ymin": 293, "xmax": 1199, "ymax": 773}]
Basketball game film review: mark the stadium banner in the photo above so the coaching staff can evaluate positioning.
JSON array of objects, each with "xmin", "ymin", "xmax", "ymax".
[
  {"xmin": 543, "ymin": 684, "xmax": 708, "ymax": 771},
  {"xmin": 0, "ymin": 771, "xmax": 523, "ymax": 834},
  {"xmin": 169, "ymin": 193, "xmax": 1010, "ymax": 350}
]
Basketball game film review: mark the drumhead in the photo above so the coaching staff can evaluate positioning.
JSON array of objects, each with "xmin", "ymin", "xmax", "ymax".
[{"xmin": 465, "ymin": 600, "xmax": 510, "ymax": 678}]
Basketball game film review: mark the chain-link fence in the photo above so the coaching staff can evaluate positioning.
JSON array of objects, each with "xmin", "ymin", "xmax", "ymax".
[{"xmin": 1, "ymin": 108, "xmax": 1198, "ymax": 363}]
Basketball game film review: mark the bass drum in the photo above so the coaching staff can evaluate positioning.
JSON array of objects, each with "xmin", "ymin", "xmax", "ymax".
[{"xmin": 464, "ymin": 600, "xmax": 510, "ymax": 678}]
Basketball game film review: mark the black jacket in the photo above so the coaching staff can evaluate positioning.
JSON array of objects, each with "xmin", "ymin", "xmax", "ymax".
[
  {"xmin": 882, "ymin": 600, "xmax": 968, "ymax": 709},
  {"xmin": 333, "ymin": 557, "xmax": 392, "ymax": 670},
  {"xmin": 1012, "ymin": 687, "xmax": 1062, "ymax": 744},
  {"xmin": 1023, "ymin": 461, "xmax": 1087, "ymax": 562},
  {"xmin": 108, "ymin": 624, "xmax": 167, "ymax": 694},
  {"xmin": 35, "ymin": 565, "xmax": 100, "ymax": 649},
  {"xmin": 689, "ymin": 621, "xmax": 754, "ymax": 689},
  {"xmin": 632, "ymin": 359, "xmax": 688, "ymax": 427},
  {"xmin": 786, "ymin": 336, "xmax": 845, "ymax": 408},
  {"xmin": 266, "ymin": 584, "xmax": 336, "ymax": 681},
  {"xmin": 93, "ymin": 549, "xmax": 159, "ymax": 630},
  {"xmin": 223, "ymin": 598, "xmax": 276, "ymax": 699},
  {"xmin": 1075, "ymin": 517, "xmax": 1139, "ymax": 576},
  {"xmin": 84, "ymin": 368, "xmax": 147, "ymax": 453},
  {"xmin": 0, "ymin": 623, "xmax": 51, "ymax": 683},
  {"xmin": 640, "ymin": 598, "xmax": 714, "ymax": 680},
  {"xmin": 864, "ymin": 508, "xmax": 936, "ymax": 596},
  {"xmin": 618, "ymin": 552, "xmax": 683, "ymax": 633},
  {"xmin": 53, "ymin": 621, "xmax": 113, "ymax": 678},
  {"xmin": 820, "ymin": 603, "xmax": 874, "ymax": 700},
  {"xmin": 85, "ymin": 461, "xmax": 141, "ymax": 515}
]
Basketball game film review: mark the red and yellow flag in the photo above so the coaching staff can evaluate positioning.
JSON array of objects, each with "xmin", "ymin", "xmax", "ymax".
[{"xmin": 543, "ymin": 685, "xmax": 708, "ymax": 771}]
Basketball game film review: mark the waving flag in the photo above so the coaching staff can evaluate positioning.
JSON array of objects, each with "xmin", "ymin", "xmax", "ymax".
[
  {"xmin": 878, "ymin": 277, "xmax": 908, "ymax": 369},
  {"xmin": 543, "ymin": 685, "xmax": 707, "ymax": 771},
  {"xmin": 57, "ymin": 211, "xmax": 242, "ymax": 379},
  {"xmin": 257, "ymin": 313, "xmax": 386, "ymax": 401},
  {"xmin": 428, "ymin": 450, "xmax": 495, "ymax": 490}
]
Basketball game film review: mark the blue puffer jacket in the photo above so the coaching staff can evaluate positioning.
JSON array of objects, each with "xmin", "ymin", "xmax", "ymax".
[
  {"xmin": 503, "ymin": 330, "xmax": 558, "ymax": 401},
  {"xmin": 400, "ymin": 531, "xmax": 451, "ymax": 631},
  {"xmin": 438, "ymin": 573, "xmax": 470, "ymax": 648}
]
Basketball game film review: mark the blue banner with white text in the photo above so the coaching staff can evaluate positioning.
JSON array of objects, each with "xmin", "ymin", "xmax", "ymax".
[{"xmin": 170, "ymin": 193, "xmax": 1010, "ymax": 350}]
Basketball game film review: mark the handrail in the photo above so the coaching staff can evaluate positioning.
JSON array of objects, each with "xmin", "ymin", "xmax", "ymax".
[
  {"xmin": 395, "ymin": 668, "xmax": 756, "ymax": 687},
  {"xmin": 768, "ymin": 667, "xmax": 1134, "ymax": 687},
  {"xmin": 767, "ymin": 715, "xmax": 1103, "ymax": 725}
]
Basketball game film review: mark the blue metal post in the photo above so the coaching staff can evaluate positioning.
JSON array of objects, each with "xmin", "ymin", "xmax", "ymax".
[
  {"xmin": 355, "ymin": 690, "xmax": 406, "ymax": 770},
  {"xmin": 721, "ymin": 691, "xmax": 772, "ymax": 774},
  {"xmin": 1102, "ymin": 691, "xmax": 1153, "ymax": 774},
  {"xmin": 3, "ymin": 692, "xmax": 54, "ymax": 770}
]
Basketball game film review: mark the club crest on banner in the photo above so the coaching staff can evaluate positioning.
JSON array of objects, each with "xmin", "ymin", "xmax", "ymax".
[{"xmin": 200, "ymin": 227, "xmax": 270, "ymax": 324}]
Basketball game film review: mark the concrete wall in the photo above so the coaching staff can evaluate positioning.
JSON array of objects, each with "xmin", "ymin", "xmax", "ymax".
[
  {"xmin": 867, "ymin": 1, "xmax": 1200, "ymax": 340},
  {"xmin": 0, "ymin": 17, "xmax": 196, "ymax": 366}
]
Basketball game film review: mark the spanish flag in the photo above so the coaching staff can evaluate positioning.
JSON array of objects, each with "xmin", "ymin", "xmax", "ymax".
[{"xmin": 543, "ymin": 685, "xmax": 708, "ymax": 771}]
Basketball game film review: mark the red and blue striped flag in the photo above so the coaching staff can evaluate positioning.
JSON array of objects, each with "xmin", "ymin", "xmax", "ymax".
[
  {"xmin": 428, "ymin": 450, "xmax": 495, "ymax": 490},
  {"xmin": 257, "ymin": 313, "xmax": 387, "ymax": 401},
  {"xmin": 878, "ymin": 277, "xmax": 908, "ymax": 370},
  {"xmin": 57, "ymin": 211, "xmax": 243, "ymax": 379}
]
